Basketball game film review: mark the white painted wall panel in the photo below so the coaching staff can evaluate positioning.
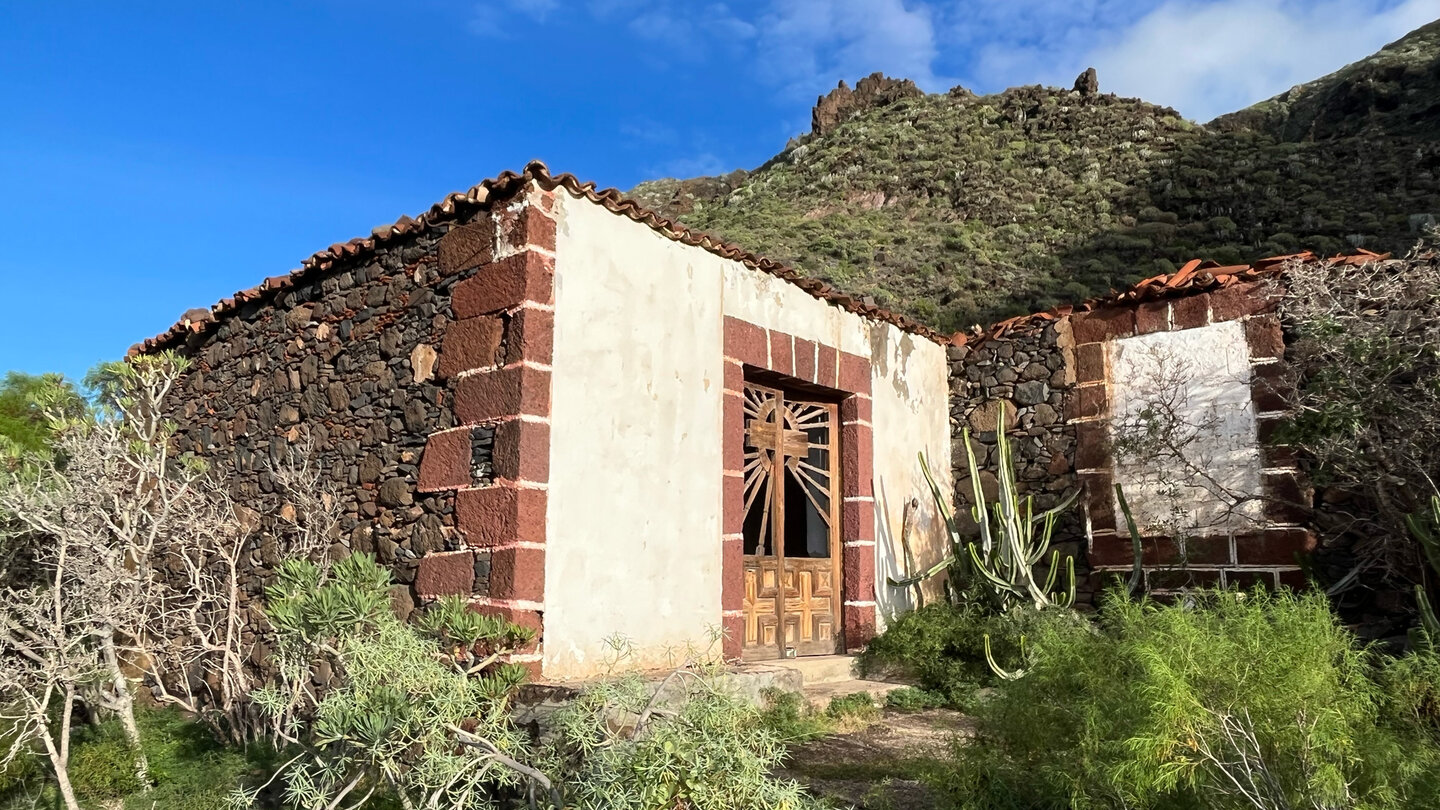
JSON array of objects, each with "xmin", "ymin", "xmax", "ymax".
[
  {"xmin": 545, "ymin": 192, "xmax": 951, "ymax": 678},
  {"xmin": 1107, "ymin": 321, "xmax": 1263, "ymax": 537}
]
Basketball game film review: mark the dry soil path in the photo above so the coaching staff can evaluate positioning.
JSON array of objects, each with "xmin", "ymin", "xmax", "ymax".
[{"xmin": 777, "ymin": 708, "xmax": 974, "ymax": 809}]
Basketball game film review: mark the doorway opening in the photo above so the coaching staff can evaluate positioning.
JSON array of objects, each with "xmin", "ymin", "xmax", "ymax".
[{"xmin": 740, "ymin": 380, "xmax": 842, "ymax": 660}]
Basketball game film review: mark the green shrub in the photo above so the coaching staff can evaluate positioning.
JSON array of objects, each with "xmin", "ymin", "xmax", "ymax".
[
  {"xmin": 5, "ymin": 706, "xmax": 263, "ymax": 810},
  {"xmin": 68, "ymin": 736, "xmax": 142, "ymax": 802},
  {"xmin": 936, "ymin": 588, "xmax": 1439, "ymax": 810},
  {"xmin": 1379, "ymin": 651, "xmax": 1440, "ymax": 737},
  {"xmin": 249, "ymin": 554, "xmax": 536, "ymax": 809},
  {"xmin": 857, "ymin": 604, "xmax": 985, "ymax": 701},
  {"xmin": 121, "ymin": 707, "xmax": 259, "ymax": 810},
  {"xmin": 0, "ymin": 371, "xmax": 87, "ymax": 460},
  {"xmin": 856, "ymin": 603, "xmax": 1080, "ymax": 704},
  {"xmin": 885, "ymin": 687, "xmax": 950, "ymax": 713},
  {"xmin": 758, "ymin": 688, "xmax": 833, "ymax": 743},
  {"xmin": 546, "ymin": 673, "xmax": 822, "ymax": 809},
  {"xmin": 825, "ymin": 692, "xmax": 880, "ymax": 724}
]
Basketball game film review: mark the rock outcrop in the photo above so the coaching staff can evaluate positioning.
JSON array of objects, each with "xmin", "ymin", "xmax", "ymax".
[
  {"xmin": 627, "ymin": 170, "xmax": 748, "ymax": 216},
  {"xmin": 811, "ymin": 72, "xmax": 923, "ymax": 136}
]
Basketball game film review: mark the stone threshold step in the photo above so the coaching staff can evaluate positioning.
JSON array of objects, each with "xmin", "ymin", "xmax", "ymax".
[{"xmin": 735, "ymin": 653, "xmax": 862, "ymax": 686}]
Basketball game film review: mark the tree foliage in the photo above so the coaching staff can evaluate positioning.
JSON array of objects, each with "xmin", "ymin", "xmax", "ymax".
[
  {"xmin": 1277, "ymin": 248, "xmax": 1440, "ymax": 581},
  {"xmin": 0, "ymin": 371, "xmax": 85, "ymax": 462}
]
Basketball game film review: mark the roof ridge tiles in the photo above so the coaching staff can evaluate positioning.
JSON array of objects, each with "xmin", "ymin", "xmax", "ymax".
[
  {"xmin": 951, "ymin": 248, "xmax": 1396, "ymax": 346},
  {"xmin": 131, "ymin": 160, "xmax": 949, "ymax": 356}
]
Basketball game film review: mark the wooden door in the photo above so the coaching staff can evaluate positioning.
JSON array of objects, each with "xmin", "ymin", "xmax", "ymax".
[{"xmin": 740, "ymin": 382, "xmax": 842, "ymax": 660}]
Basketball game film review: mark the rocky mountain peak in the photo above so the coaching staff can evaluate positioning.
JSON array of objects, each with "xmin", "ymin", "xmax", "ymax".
[
  {"xmin": 810, "ymin": 72, "xmax": 923, "ymax": 136},
  {"xmin": 628, "ymin": 21, "xmax": 1439, "ymax": 333}
]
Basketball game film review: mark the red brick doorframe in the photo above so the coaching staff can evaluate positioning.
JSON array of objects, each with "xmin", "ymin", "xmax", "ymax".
[{"xmin": 720, "ymin": 316, "xmax": 876, "ymax": 660}]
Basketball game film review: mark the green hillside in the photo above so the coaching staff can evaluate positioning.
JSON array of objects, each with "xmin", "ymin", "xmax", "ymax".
[{"xmin": 632, "ymin": 22, "xmax": 1440, "ymax": 332}]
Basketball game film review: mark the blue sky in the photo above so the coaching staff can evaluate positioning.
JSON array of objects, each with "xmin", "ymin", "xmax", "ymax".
[{"xmin": 2, "ymin": 0, "xmax": 1435, "ymax": 382}]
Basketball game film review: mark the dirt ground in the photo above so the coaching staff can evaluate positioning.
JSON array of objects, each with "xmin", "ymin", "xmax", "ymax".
[{"xmin": 777, "ymin": 709, "xmax": 974, "ymax": 809}]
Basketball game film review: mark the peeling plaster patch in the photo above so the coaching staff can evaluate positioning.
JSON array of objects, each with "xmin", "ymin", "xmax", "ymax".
[
  {"xmin": 891, "ymin": 333, "xmax": 917, "ymax": 402},
  {"xmin": 1056, "ymin": 319, "xmax": 1077, "ymax": 386},
  {"xmin": 867, "ymin": 322, "xmax": 889, "ymax": 374}
]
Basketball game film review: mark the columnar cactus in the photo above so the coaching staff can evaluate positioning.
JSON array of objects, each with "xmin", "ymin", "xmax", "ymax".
[{"xmin": 893, "ymin": 402, "xmax": 1078, "ymax": 612}]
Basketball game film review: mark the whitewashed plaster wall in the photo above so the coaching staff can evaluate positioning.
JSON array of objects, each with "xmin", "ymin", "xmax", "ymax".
[
  {"xmin": 716, "ymin": 251, "xmax": 953, "ymax": 617},
  {"xmin": 543, "ymin": 191, "xmax": 951, "ymax": 679},
  {"xmin": 1106, "ymin": 320, "xmax": 1263, "ymax": 538}
]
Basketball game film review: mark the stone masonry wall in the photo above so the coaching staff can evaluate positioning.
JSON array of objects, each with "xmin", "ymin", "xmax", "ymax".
[
  {"xmin": 946, "ymin": 320, "xmax": 1088, "ymax": 596},
  {"xmin": 160, "ymin": 184, "xmax": 557, "ymax": 671}
]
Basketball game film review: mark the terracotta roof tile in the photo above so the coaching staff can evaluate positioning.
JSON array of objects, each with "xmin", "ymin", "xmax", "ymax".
[
  {"xmin": 133, "ymin": 160, "xmax": 948, "ymax": 356},
  {"xmin": 955, "ymin": 249, "xmax": 1395, "ymax": 344}
]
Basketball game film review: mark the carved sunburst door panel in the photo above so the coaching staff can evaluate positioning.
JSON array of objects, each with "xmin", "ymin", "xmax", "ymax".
[{"xmin": 740, "ymin": 381, "xmax": 841, "ymax": 660}]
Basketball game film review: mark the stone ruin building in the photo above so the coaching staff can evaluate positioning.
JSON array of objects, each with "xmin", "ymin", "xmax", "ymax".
[
  {"xmin": 138, "ymin": 161, "xmax": 1378, "ymax": 679},
  {"xmin": 947, "ymin": 247, "xmax": 1428, "ymax": 633},
  {"xmin": 135, "ymin": 162, "xmax": 953, "ymax": 680}
]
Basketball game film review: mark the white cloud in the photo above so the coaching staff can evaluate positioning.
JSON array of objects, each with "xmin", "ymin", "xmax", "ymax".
[
  {"xmin": 756, "ymin": 0, "xmax": 952, "ymax": 96},
  {"xmin": 475, "ymin": 0, "xmax": 1440, "ymax": 123},
  {"xmin": 619, "ymin": 118, "xmax": 679, "ymax": 144},
  {"xmin": 467, "ymin": 5, "xmax": 509, "ymax": 36},
  {"xmin": 1083, "ymin": 0, "xmax": 1440, "ymax": 121},
  {"xmin": 579, "ymin": 0, "xmax": 947, "ymax": 95},
  {"xmin": 585, "ymin": 2, "xmax": 757, "ymax": 65},
  {"xmin": 585, "ymin": 0, "xmax": 645, "ymax": 19},
  {"xmin": 952, "ymin": 2, "xmax": 1135, "ymax": 87},
  {"xmin": 511, "ymin": 0, "xmax": 560, "ymax": 20},
  {"xmin": 468, "ymin": 0, "xmax": 564, "ymax": 36},
  {"xmin": 956, "ymin": 0, "xmax": 1440, "ymax": 121},
  {"xmin": 652, "ymin": 151, "xmax": 731, "ymax": 178}
]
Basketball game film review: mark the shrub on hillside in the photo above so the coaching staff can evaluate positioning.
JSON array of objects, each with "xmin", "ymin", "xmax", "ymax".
[
  {"xmin": 935, "ymin": 588, "xmax": 1439, "ymax": 810},
  {"xmin": 856, "ymin": 603, "xmax": 1085, "ymax": 705}
]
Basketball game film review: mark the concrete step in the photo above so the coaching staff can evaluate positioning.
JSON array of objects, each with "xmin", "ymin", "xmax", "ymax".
[
  {"xmin": 734, "ymin": 655, "xmax": 906, "ymax": 710},
  {"xmin": 801, "ymin": 677, "xmax": 907, "ymax": 710},
  {"xmin": 771, "ymin": 654, "xmax": 859, "ymax": 685}
]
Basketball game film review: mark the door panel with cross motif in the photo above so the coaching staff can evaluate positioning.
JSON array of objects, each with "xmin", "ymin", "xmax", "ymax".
[{"xmin": 740, "ymin": 382, "xmax": 842, "ymax": 660}]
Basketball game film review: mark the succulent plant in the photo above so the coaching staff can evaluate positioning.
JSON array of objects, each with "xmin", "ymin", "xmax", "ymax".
[{"xmin": 891, "ymin": 402, "xmax": 1078, "ymax": 613}]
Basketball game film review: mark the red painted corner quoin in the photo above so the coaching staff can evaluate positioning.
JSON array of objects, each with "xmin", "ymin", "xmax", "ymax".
[
  {"xmin": 720, "ymin": 316, "xmax": 876, "ymax": 660},
  {"xmin": 414, "ymin": 188, "xmax": 557, "ymax": 676}
]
